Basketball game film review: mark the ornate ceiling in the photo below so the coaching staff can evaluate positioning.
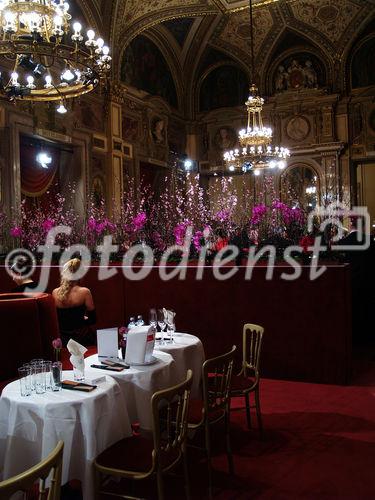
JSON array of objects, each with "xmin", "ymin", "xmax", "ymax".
[{"xmin": 77, "ymin": 0, "xmax": 375, "ymax": 109}]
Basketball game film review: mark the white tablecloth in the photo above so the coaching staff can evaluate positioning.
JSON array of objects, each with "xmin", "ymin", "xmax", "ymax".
[
  {"xmin": 155, "ymin": 333, "xmax": 205, "ymax": 396},
  {"xmin": 0, "ymin": 371, "xmax": 131, "ymax": 500},
  {"xmin": 85, "ymin": 351, "xmax": 176, "ymax": 430}
]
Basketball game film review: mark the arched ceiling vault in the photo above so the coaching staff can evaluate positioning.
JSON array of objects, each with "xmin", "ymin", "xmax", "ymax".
[{"xmin": 79, "ymin": 0, "xmax": 375, "ymax": 109}]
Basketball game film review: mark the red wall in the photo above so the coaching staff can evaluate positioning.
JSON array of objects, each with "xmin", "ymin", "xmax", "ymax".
[{"xmin": 0, "ymin": 264, "xmax": 352, "ymax": 384}]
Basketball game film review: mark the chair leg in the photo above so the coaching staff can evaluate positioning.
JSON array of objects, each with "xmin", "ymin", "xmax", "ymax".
[
  {"xmin": 255, "ymin": 386, "xmax": 263, "ymax": 436},
  {"xmin": 183, "ymin": 448, "xmax": 191, "ymax": 500},
  {"xmin": 157, "ymin": 468, "xmax": 164, "ymax": 500},
  {"xmin": 245, "ymin": 392, "xmax": 251, "ymax": 430},
  {"xmin": 224, "ymin": 409, "xmax": 234, "ymax": 476},
  {"xmin": 94, "ymin": 468, "xmax": 101, "ymax": 500},
  {"xmin": 205, "ymin": 422, "xmax": 213, "ymax": 499}
]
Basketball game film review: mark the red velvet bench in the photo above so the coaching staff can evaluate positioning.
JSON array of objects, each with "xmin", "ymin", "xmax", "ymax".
[{"xmin": 0, "ymin": 293, "xmax": 59, "ymax": 392}]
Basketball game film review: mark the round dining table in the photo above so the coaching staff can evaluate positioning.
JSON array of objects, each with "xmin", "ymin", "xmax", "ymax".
[
  {"xmin": 0, "ymin": 372, "xmax": 131, "ymax": 500},
  {"xmin": 154, "ymin": 332, "xmax": 205, "ymax": 396},
  {"xmin": 85, "ymin": 350, "xmax": 176, "ymax": 430}
]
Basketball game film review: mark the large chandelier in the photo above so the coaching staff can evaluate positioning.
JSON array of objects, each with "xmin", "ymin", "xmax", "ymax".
[
  {"xmin": 223, "ymin": 0, "xmax": 290, "ymax": 175},
  {"xmin": 0, "ymin": 0, "xmax": 111, "ymax": 112}
]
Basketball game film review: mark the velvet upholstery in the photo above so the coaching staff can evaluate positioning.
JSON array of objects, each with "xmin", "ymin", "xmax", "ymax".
[
  {"xmin": 0, "ymin": 293, "xmax": 59, "ymax": 382},
  {"xmin": 0, "ymin": 264, "xmax": 352, "ymax": 384}
]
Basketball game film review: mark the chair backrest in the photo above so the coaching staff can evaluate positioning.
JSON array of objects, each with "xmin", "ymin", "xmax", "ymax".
[
  {"xmin": 202, "ymin": 345, "xmax": 236, "ymax": 415},
  {"xmin": 242, "ymin": 323, "xmax": 264, "ymax": 378},
  {"xmin": 0, "ymin": 441, "xmax": 64, "ymax": 500},
  {"xmin": 0, "ymin": 293, "xmax": 59, "ymax": 381},
  {"xmin": 151, "ymin": 370, "xmax": 193, "ymax": 468}
]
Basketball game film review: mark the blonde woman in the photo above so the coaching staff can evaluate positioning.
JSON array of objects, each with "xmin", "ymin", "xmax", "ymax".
[{"xmin": 52, "ymin": 258, "xmax": 96, "ymax": 346}]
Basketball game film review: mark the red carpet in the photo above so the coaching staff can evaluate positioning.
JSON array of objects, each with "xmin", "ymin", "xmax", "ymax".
[
  {"xmin": 198, "ymin": 361, "xmax": 375, "ymax": 499},
  {"xmin": 64, "ymin": 358, "xmax": 375, "ymax": 499}
]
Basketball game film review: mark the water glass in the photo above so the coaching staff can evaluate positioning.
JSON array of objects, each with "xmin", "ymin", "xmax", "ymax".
[
  {"xmin": 73, "ymin": 367, "xmax": 85, "ymax": 382},
  {"xmin": 166, "ymin": 321, "xmax": 176, "ymax": 344},
  {"xmin": 18, "ymin": 366, "xmax": 31, "ymax": 397},
  {"xmin": 42, "ymin": 361, "xmax": 52, "ymax": 390},
  {"xmin": 51, "ymin": 362, "xmax": 62, "ymax": 391},
  {"xmin": 30, "ymin": 359, "xmax": 44, "ymax": 391},
  {"xmin": 33, "ymin": 364, "xmax": 46, "ymax": 394}
]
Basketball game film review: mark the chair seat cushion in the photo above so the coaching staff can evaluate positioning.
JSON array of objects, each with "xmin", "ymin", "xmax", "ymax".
[
  {"xmin": 96, "ymin": 435, "xmax": 154, "ymax": 473},
  {"xmin": 96, "ymin": 434, "xmax": 179, "ymax": 474},
  {"xmin": 188, "ymin": 398, "xmax": 224, "ymax": 425},
  {"xmin": 230, "ymin": 376, "xmax": 257, "ymax": 393}
]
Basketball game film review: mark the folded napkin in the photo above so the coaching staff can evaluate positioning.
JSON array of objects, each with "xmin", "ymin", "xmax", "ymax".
[
  {"xmin": 67, "ymin": 339, "xmax": 87, "ymax": 373},
  {"xmin": 125, "ymin": 325, "xmax": 155, "ymax": 365},
  {"xmin": 163, "ymin": 308, "xmax": 176, "ymax": 328}
]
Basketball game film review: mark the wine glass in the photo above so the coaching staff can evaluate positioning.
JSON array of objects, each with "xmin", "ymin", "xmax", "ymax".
[
  {"xmin": 166, "ymin": 310, "xmax": 176, "ymax": 344},
  {"xmin": 157, "ymin": 309, "xmax": 166, "ymax": 344},
  {"xmin": 149, "ymin": 308, "xmax": 157, "ymax": 329}
]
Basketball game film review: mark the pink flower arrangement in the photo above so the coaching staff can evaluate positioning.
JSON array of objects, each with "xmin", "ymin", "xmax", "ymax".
[
  {"xmin": 250, "ymin": 205, "xmax": 268, "ymax": 226},
  {"xmin": 193, "ymin": 230, "xmax": 204, "ymax": 251},
  {"xmin": 52, "ymin": 338, "xmax": 63, "ymax": 361},
  {"xmin": 215, "ymin": 209, "xmax": 231, "ymax": 222},
  {"xmin": 174, "ymin": 221, "xmax": 191, "ymax": 246},
  {"xmin": 42, "ymin": 219, "xmax": 55, "ymax": 232},
  {"xmin": 133, "ymin": 212, "xmax": 147, "ymax": 231},
  {"xmin": 2, "ymin": 174, "xmax": 308, "ymax": 258},
  {"xmin": 10, "ymin": 226, "xmax": 23, "ymax": 238}
]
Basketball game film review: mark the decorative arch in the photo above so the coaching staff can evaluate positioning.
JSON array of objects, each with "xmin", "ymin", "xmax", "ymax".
[
  {"xmin": 120, "ymin": 34, "xmax": 179, "ymax": 109},
  {"xmin": 197, "ymin": 62, "xmax": 248, "ymax": 113},
  {"xmin": 280, "ymin": 162, "xmax": 321, "ymax": 212},
  {"xmin": 70, "ymin": 0, "xmax": 100, "ymax": 33},
  {"xmin": 260, "ymin": 29, "xmax": 332, "ymax": 95},
  {"xmin": 348, "ymin": 34, "xmax": 375, "ymax": 90}
]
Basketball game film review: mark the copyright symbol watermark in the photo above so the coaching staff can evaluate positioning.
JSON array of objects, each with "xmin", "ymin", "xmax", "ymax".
[{"xmin": 5, "ymin": 249, "xmax": 36, "ymax": 279}]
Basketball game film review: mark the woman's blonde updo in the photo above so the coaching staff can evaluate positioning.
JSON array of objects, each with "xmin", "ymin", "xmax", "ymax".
[{"xmin": 58, "ymin": 258, "xmax": 81, "ymax": 301}]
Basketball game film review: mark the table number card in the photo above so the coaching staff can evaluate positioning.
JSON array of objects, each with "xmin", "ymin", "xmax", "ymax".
[{"xmin": 97, "ymin": 328, "xmax": 119, "ymax": 359}]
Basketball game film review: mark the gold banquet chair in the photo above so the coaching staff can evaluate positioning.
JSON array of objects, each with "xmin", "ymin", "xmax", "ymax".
[
  {"xmin": 94, "ymin": 370, "xmax": 193, "ymax": 500},
  {"xmin": 0, "ymin": 441, "xmax": 64, "ymax": 500},
  {"xmin": 230, "ymin": 323, "xmax": 264, "ymax": 433},
  {"xmin": 187, "ymin": 346, "xmax": 236, "ymax": 498}
]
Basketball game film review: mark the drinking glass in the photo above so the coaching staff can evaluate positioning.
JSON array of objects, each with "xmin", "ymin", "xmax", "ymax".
[
  {"xmin": 51, "ymin": 362, "xmax": 62, "ymax": 391},
  {"xmin": 157, "ymin": 309, "xmax": 166, "ymax": 344},
  {"xmin": 18, "ymin": 366, "xmax": 31, "ymax": 397},
  {"xmin": 166, "ymin": 310, "xmax": 176, "ymax": 344},
  {"xmin": 30, "ymin": 359, "xmax": 44, "ymax": 392},
  {"xmin": 33, "ymin": 364, "xmax": 46, "ymax": 394},
  {"xmin": 71, "ymin": 355, "xmax": 85, "ymax": 382},
  {"xmin": 149, "ymin": 308, "xmax": 157, "ymax": 329},
  {"xmin": 42, "ymin": 361, "xmax": 52, "ymax": 390}
]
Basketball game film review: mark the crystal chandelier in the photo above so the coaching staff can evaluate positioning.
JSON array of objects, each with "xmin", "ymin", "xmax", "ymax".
[
  {"xmin": 223, "ymin": 0, "xmax": 290, "ymax": 175},
  {"xmin": 0, "ymin": 0, "xmax": 111, "ymax": 112}
]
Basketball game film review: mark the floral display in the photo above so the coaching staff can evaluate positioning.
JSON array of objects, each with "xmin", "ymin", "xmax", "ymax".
[
  {"xmin": 52, "ymin": 338, "xmax": 63, "ymax": 361},
  {"xmin": 0, "ymin": 174, "xmax": 310, "ymax": 260}
]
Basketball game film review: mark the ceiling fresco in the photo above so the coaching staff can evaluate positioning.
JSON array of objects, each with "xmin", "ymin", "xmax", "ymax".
[
  {"xmin": 289, "ymin": 0, "xmax": 362, "ymax": 43},
  {"xmin": 75, "ymin": 0, "xmax": 375, "ymax": 108}
]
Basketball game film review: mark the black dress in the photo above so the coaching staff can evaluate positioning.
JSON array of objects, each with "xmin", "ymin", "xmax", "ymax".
[
  {"xmin": 57, "ymin": 305, "xmax": 97, "ymax": 347},
  {"xmin": 12, "ymin": 281, "xmax": 40, "ymax": 293}
]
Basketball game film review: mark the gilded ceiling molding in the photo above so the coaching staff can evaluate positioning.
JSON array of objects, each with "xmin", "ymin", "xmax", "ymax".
[
  {"xmin": 114, "ymin": 6, "xmax": 218, "ymax": 76},
  {"xmin": 276, "ymin": 1, "xmax": 338, "ymax": 58},
  {"xmin": 117, "ymin": 6, "xmax": 218, "ymax": 48},
  {"xmin": 184, "ymin": 15, "xmax": 223, "ymax": 119},
  {"xmin": 78, "ymin": 0, "xmax": 101, "ymax": 33},
  {"xmin": 143, "ymin": 28, "xmax": 185, "ymax": 113}
]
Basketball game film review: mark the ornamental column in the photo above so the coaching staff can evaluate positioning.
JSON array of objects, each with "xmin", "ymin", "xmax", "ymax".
[{"xmin": 106, "ymin": 86, "xmax": 125, "ymax": 216}]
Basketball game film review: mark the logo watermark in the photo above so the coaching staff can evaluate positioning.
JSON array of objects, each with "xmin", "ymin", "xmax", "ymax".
[{"xmin": 6, "ymin": 204, "xmax": 372, "ymax": 291}]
